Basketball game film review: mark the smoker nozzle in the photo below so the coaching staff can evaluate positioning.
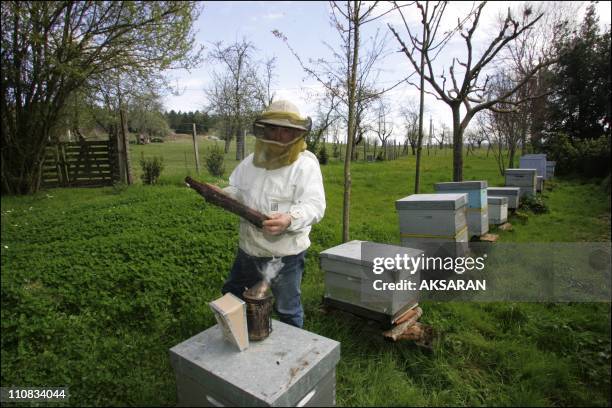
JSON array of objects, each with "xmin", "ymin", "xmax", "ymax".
[{"xmin": 244, "ymin": 279, "xmax": 271, "ymax": 300}]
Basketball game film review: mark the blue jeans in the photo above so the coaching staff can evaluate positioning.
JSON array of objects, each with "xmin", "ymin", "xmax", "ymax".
[{"xmin": 222, "ymin": 248, "xmax": 306, "ymax": 328}]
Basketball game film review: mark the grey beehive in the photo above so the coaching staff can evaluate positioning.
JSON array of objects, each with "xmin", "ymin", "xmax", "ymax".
[
  {"xmin": 169, "ymin": 320, "xmax": 340, "ymax": 407},
  {"xmin": 396, "ymin": 193, "xmax": 469, "ymax": 258},
  {"xmin": 433, "ymin": 181, "xmax": 488, "ymax": 237},
  {"xmin": 320, "ymin": 240, "xmax": 421, "ymax": 323},
  {"xmin": 487, "ymin": 196, "xmax": 508, "ymax": 225},
  {"xmin": 486, "ymin": 187, "xmax": 520, "ymax": 210},
  {"xmin": 505, "ymin": 168, "xmax": 536, "ymax": 197},
  {"xmin": 520, "ymin": 154, "xmax": 547, "ymax": 178}
]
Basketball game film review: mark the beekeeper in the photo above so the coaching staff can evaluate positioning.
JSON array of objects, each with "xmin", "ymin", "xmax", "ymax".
[{"xmin": 221, "ymin": 100, "xmax": 326, "ymax": 328}]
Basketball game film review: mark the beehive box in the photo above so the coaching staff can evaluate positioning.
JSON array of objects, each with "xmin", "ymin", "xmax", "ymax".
[
  {"xmin": 546, "ymin": 161, "xmax": 556, "ymax": 179},
  {"xmin": 320, "ymin": 240, "xmax": 421, "ymax": 324},
  {"xmin": 433, "ymin": 181, "xmax": 488, "ymax": 237},
  {"xmin": 396, "ymin": 193, "xmax": 469, "ymax": 258},
  {"xmin": 488, "ymin": 196, "xmax": 508, "ymax": 225},
  {"xmin": 169, "ymin": 320, "xmax": 340, "ymax": 407},
  {"xmin": 520, "ymin": 154, "xmax": 547, "ymax": 178},
  {"xmin": 486, "ymin": 187, "xmax": 520, "ymax": 210},
  {"xmin": 505, "ymin": 168, "xmax": 537, "ymax": 197},
  {"xmin": 536, "ymin": 176, "xmax": 544, "ymax": 192}
]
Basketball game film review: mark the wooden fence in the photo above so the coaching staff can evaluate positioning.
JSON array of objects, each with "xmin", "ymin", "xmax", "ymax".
[{"xmin": 42, "ymin": 140, "xmax": 117, "ymax": 188}]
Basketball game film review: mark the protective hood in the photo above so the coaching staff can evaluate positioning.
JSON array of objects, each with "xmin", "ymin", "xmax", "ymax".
[{"xmin": 253, "ymin": 136, "xmax": 307, "ymax": 170}]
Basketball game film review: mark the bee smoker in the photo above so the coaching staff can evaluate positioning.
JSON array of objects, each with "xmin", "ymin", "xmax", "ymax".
[{"xmin": 242, "ymin": 280, "xmax": 274, "ymax": 341}]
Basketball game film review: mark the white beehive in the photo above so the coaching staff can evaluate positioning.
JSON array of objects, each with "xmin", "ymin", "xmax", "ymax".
[
  {"xmin": 320, "ymin": 240, "xmax": 422, "ymax": 324},
  {"xmin": 433, "ymin": 181, "xmax": 488, "ymax": 237},
  {"xmin": 486, "ymin": 187, "xmax": 520, "ymax": 210},
  {"xmin": 488, "ymin": 196, "xmax": 508, "ymax": 225},
  {"xmin": 520, "ymin": 154, "xmax": 547, "ymax": 178},
  {"xmin": 505, "ymin": 168, "xmax": 537, "ymax": 197},
  {"xmin": 396, "ymin": 193, "xmax": 469, "ymax": 258},
  {"xmin": 169, "ymin": 320, "xmax": 340, "ymax": 407},
  {"xmin": 546, "ymin": 161, "xmax": 556, "ymax": 179}
]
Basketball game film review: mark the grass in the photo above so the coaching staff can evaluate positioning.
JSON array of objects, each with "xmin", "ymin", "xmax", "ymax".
[{"xmin": 1, "ymin": 136, "xmax": 610, "ymax": 406}]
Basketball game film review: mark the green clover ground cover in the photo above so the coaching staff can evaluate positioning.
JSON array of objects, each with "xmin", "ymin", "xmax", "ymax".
[{"xmin": 1, "ymin": 139, "xmax": 610, "ymax": 406}]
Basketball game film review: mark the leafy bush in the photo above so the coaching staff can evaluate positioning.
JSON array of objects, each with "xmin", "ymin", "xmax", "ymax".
[
  {"xmin": 542, "ymin": 133, "xmax": 611, "ymax": 177},
  {"xmin": 139, "ymin": 155, "xmax": 164, "ymax": 185},
  {"xmin": 318, "ymin": 144, "xmax": 329, "ymax": 165},
  {"xmin": 205, "ymin": 145, "xmax": 225, "ymax": 177},
  {"xmin": 520, "ymin": 194, "xmax": 549, "ymax": 214}
]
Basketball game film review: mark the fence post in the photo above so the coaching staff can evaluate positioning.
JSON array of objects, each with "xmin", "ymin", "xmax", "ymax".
[
  {"xmin": 119, "ymin": 108, "xmax": 133, "ymax": 184},
  {"xmin": 192, "ymin": 123, "xmax": 200, "ymax": 174}
]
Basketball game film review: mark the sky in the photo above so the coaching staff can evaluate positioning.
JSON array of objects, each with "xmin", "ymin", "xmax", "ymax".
[{"xmin": 163, "ymin": 1, "xmax": 611, "ymax": 141}]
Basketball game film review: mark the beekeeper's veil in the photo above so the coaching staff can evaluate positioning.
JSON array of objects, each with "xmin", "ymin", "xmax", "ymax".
[{"xmin": 252, "ymin": 100, "xmax": 312, "ymax": 170}]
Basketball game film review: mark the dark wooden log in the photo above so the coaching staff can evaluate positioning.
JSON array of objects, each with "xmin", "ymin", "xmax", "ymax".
[{"xmin": 185, "ymin": 176, "xmax": 270, "ymax": 228}]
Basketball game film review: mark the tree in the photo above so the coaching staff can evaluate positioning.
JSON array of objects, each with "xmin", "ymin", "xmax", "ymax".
[
  {"xmin": 372, "ymin": 97, "xmax": 394, "ymax": 159},
  {"xmin": 306, "ymin": 92, "xmax": 340, "ymax": 154},
  {"xmin": 547, "ymin": 4, "xmax": 611, "ymax": 141},
  {"xmin": 129, "ymin": 92, "xmax": 171, "ymax": 142},
  {"xmin": 206, "ymin": 71, "xmax": 237, "ymax": 153},
  {"xmin": 275, "ymin": 1, "xmax": 402, "ymax": 242},
  {"xmin": 255, "ymin": 57, "xmax": 277, "ymax": 109},
  {"xmin": 208, "ymin": 40, "xmax": 263, "ymax": 160},
  {"xmin": 389, "ymin": 2, "xmax": 553, "ymax": 181},
  {"xmin": 400, "ymin": 100, "xmax": 420, "ymax": 155},
  {"xmin": 1, "ymin": 1, "xmax": 202, "ymax": 194}
]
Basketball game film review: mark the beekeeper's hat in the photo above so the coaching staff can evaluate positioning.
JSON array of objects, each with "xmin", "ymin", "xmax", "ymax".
[{"xmin": 253, "ymin": 100, "xmax": 312, "ymax": 135}]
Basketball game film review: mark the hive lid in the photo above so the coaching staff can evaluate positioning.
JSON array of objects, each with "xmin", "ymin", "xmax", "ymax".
[
  {"xmin": 434, "ymin": 180, "xmax": 488, "ymax": 190},
  {"xmin": 395, "ymin": 193, "xmax": 468, "ymax": 210},
  {"xmin": 521, "ymin": 154, "xmax": 547, "ymax": 159},
  {"xmin": 488, "ymin": 196, "xmax": 508, "ymax": 205},
  {"xmin": 169, "ymin": 320, "xmax": 340, "ymax": 407},
  {"xmin": 319, "ymin": 240, "xmax": 423, "ymax": 266}
]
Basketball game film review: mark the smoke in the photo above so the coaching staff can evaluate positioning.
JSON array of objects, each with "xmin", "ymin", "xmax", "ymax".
[{"xmin": 259, "ymin": 257, "xmax": 284, "ymax": 282}]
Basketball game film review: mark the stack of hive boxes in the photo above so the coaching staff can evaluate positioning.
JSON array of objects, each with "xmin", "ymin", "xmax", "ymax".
[
  {"xmin": 433, "ymin": 181, "xmax": 488, "ymax": 238},
  {"xmin": 505, "ymin": 168, "xmax": 537, "ymax": 198},
  {"xmin": 169, "ymin": 320, "xmax": 341, "ymax": 406},
  {"xmin": 520, "ymin": 153, "xmax": 547, "ymax": 192},
  {"xmin": 487, "ymin": 187, "xmax": 520, "ymax": 210},
  {"xmin": 395, "ymin": 193, "xmax": 469, "ymax": 259},
  {"xmin": 320, "ymin": 240, "xmax": 422, "ymax": 324},
  {"xmin": 487, "ymin": 196, "xmax": 508, "ymax": 225}
]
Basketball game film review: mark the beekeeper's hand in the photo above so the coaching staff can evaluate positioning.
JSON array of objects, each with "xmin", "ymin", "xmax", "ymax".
[{"xmin": 263, "ymin": 213, "xmax": 292, "ymax": 235}]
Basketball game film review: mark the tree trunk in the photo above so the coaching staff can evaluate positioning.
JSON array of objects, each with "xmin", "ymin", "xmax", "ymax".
[
  {"xmin": 342, "ymin": 1, "xmax": 360, "ymax": 243},
  {"xmin": 414, "ymin": 3, "xmax": 428, "ymax": 193},
  {"xmin": 452, "ymin": 105, "xmax": 463, "ymax": 181},
  {"xmin": 235, "ymin": 126, "xmax": 244, "ymax": 161},
  {"xmin": 508, "ymin": 144, "xmax": 516, "ymax": 169},
  {"xmin": 119, "ymin": 108, "xmax": 133, "ymax": 184}
]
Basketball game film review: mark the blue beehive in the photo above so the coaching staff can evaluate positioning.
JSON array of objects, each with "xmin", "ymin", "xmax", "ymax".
[{"xmin": 434, "ymin": 181, "xmax": 488, "ymax": 237}]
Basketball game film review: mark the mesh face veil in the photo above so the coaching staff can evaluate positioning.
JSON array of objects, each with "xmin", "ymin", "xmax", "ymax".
[{"xmin": 252, "ymin": 101, "xmax": 311, "ymax": 170}]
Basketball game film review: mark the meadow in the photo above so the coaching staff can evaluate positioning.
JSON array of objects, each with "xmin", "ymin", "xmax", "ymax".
[{"xmin": 1, "ymin": 135, "xmax": 610, "ymax": 406}]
